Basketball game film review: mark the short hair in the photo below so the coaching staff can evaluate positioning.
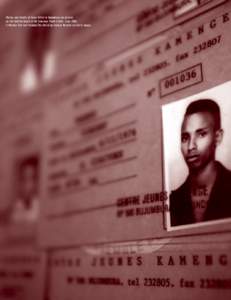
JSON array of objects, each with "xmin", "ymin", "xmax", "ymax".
[
  {"xmin": 18, "ymin": 155, "xmax": 39, "ymax": 181},
  {"xmin": 184, "ymin": 99, "xmax": 221, "ymax": 130}
]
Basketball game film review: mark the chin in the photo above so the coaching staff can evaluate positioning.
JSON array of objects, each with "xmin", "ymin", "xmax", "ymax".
[{"xmin": 187, "ymin": 162, "xmax": 202, "ymax": 172}]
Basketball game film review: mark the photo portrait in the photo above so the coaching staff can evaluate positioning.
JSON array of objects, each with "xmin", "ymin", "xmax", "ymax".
[
  {"xmin": 10, "ymin": 154, "xmax": 40, "ymax": 223},
  {"xmin": 162, "ymin": 81, "xmax": 231, "ymax": 230}
]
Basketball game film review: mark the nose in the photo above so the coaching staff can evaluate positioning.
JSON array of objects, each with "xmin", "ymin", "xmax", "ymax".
[{"xmin": 188, "ymin": 136, "xmax": 197, "ymax": 152}]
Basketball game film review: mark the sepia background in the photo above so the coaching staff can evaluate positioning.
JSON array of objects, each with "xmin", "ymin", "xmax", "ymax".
[{"xmin": 0, "ymin": 0, "xmax": 231, "ymax": 299}]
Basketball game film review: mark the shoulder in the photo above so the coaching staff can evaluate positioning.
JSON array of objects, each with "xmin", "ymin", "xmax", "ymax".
[
  {"xmin": 169, "ymin": 179, "xmax": 190, "ymax": 226},
  {"xmin": 216, "ymin": 161, "xmax": 231, "ymax": 182},
  {"xmin": 170, "ymin": 179, "xmax": 189, "ymax": 214},
  {"xmin": 170, "ymin": 179, "xmax": 189, "ymax": 201},
  {"xmin": 205, "ymin": 162, "xmax": 231, "ymax": 220}
]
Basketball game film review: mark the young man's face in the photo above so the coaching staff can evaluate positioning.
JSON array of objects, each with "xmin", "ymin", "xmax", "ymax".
[
  {"xmin": 181, "ymin": 111, "xmax": 219, "ymax": 172},
  {"xmin": 19, "ymin": 164, "xmax": 37, "ymax": 204}
]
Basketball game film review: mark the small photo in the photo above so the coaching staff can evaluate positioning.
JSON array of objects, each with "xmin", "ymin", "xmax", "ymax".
[
  {"xmin": 162, "ymin": 81, "xmax": 231, "ymax": 231},
  {"xmin": 10, "ymin": 154, "xmax": 40, "ymax": 223}
]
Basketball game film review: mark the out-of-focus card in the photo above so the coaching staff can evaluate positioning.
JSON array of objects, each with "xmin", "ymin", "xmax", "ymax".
[
  {"xmin": 0, "ymin": 99, "xmax": 43, "ymax": 244},
  {"xmin": 0, "ymin": 246, "xmax": 47, "ymax": 300}
]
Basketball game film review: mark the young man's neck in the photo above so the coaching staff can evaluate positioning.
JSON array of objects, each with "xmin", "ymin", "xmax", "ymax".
[{"xmin": 189, "ymin": 160, "xmax": 217, "ymax": 187}]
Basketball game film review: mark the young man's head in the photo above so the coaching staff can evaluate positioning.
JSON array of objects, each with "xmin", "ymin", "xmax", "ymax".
[
  {"xmin": 17, "ymin": 156, "xmax": 39, "ymax": 208},
  {"xmin": 181, "ymin": 99, "xmax": 223, "ymax": 172}
]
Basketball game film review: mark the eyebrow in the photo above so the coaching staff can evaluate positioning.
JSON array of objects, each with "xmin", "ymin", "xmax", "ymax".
[
  {"xmin": 181, "ymin": 126, "xmax": 210, "ymax": 134},
  {"xmin": 195, "ymin": 127, "xmax": 209, "ymax": 132}
]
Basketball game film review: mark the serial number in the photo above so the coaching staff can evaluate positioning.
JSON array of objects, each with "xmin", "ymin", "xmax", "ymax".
[
  {"xmin": 144, "ymin": 278, "xmax": 171, "ymax": 287},
  {"xmin": 160, "ymin": 63, "xmax": 202, "ymax": 97},
  {"xmin": 193, "ymin": 35, "xmax": 221, "ymax": 54},
  {"xmin": 164, "ymin": 69, "xmax": 197, "ymax": 89},
  {"xmin": 200, "ymin": 278, "xmax": 231, "ymax": 289}
]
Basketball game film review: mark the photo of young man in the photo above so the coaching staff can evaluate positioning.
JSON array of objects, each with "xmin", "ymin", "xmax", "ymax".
[
  {"xmin": 170, "ymin": 99, "xmax": 231, "ymax": 226},
  {"xmin": 162, "ymin": 81, "xmax": 231, "ymax": 230},
  {"xmin": 10, "ymin": 155, "xmax": 40, "ymax": 223}
]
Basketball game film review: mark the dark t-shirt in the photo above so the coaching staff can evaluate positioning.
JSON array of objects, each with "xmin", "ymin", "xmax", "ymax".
[{"xmin": 170, "ymin": 161, "xmax": 231, "ymax": 226}]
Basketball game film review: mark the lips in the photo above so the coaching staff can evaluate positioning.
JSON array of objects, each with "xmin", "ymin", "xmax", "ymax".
[{"xmin": 186, "ymin": 154, "xmax": 200, "ymax": 163}]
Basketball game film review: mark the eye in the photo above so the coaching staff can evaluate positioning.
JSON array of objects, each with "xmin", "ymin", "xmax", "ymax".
[
  {"xmin": 198, "ymin": 131, "xmax": 207, "ymax": 138},
  {"xmin": 181, "ymin": 134, "xmax": 189, "ymax": 143}
]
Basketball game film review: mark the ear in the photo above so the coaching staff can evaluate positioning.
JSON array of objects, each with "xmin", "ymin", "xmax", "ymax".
[{"xmin": 215, "ymin": 128, "xmax": 223, "ymax": 146}]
